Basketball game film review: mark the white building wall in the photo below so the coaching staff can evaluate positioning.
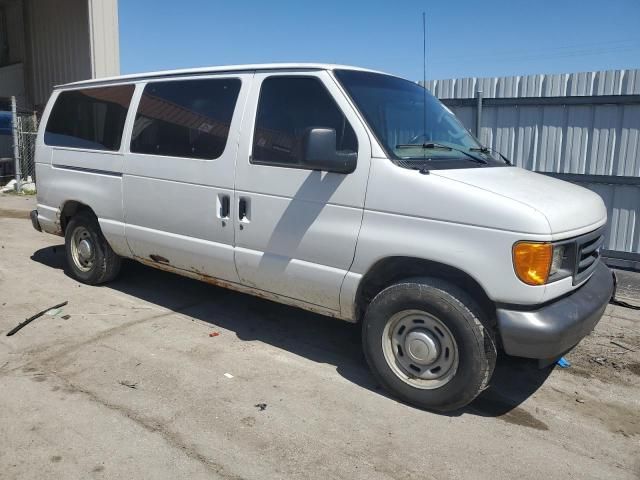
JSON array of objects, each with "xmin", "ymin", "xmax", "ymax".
[{"xmin": 88, "ymin": 0, "xmax": 120, "ymax": 78}]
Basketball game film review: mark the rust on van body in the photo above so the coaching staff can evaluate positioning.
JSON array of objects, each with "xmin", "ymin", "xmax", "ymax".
[{"xmin": 135, "ymin": 256, "xmax": 346, "ymax": 320}]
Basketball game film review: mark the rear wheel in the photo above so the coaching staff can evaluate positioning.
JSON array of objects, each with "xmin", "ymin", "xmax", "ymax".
[
  {"xmin": 362, "ymin": 277, "xmax": 496, "ymax": 412},
  {"xmin": 65, "ymin": 211, "xmax": 121, "ymax": 284}
]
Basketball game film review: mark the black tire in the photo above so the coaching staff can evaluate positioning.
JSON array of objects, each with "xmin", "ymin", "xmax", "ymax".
[
  {"xmin": 64, "ymin": 210, "xmax": 121, "ymax": 285},
  {"xmin": 362, "ymin": 277, "xmax": 496, "ymax": 412}
]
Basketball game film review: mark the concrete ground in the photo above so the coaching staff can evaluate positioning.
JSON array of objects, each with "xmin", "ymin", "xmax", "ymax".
[{"xmin": 1, "ymin": 194, "xmax": 639, "ymax": 480}]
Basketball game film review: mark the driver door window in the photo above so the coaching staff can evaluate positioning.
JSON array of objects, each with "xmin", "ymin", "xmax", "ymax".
[{"xmin": 252, "ymin": 76, "xmax": 358, "ymax": 168}]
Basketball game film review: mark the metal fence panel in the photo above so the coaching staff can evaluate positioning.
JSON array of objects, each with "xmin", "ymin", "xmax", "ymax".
[
  {"xmin": 425, "ymin": 69, "xmax": 640, "ymax": 99},
  {"xmin": 582, "ymin": 182, "xmax": 639, "ymax": 253}
]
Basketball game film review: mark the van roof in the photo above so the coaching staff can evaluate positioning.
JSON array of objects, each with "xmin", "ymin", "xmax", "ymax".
[{"xmin": 58, "ymin": 63, "xmax": 388, "ymax": 89}]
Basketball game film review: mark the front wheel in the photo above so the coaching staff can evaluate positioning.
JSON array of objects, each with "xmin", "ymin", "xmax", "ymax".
[{"xmin": 362, "ymin": 278, "xmax": 496, "ymax": 412}]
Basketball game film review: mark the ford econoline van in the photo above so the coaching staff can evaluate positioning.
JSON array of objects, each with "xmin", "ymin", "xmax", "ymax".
[{"xmin": 30, "ymin": 64, "xmax": 614, "ymax": 411}]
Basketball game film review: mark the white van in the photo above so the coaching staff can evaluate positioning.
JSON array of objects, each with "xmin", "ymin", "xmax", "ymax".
[{"xmin": 31, "ymin": 64, "xmax": 613, "ymax": 411}]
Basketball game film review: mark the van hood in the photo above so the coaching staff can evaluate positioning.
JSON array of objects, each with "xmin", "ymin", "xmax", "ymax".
[{"xmin": 432, "ymin": 167, "xmax": 606, "ymax": 236}]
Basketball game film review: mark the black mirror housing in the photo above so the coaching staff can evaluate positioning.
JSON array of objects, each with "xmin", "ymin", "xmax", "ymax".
[{"xmin": 302, "ymin": 128, "xmax": 357, "ymax": 174}]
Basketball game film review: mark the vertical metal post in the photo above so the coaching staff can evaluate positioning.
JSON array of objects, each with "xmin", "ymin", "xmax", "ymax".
[
  {"xmin": 475, "ymin": 89, "xmax": 483, "ymax": 142},
  {"xmin": 10, "ymin": 96, "xmax": 21, "ymax": 192}
]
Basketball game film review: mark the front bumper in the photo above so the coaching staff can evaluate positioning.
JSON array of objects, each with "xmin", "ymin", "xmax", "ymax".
[
  {"xmin": 30, "ymin": 209, "xmax": 41, "ymax": 232},
  {"xmin": 496, "ymin": 262, "xmax": 614, "ymax": 360}
]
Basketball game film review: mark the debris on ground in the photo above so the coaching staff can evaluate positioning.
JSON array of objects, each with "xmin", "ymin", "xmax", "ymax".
[
  {"xmin": 6, "ymin": 301, "xmax": 69, "ymax": 336},
  {"xmin": 610, "ymin": 298, "xmax": 640, "ymax": 310},
  {"xmin": 20, "ymin": 181, "xmax": 36, "ymax": 194},
  {"xmin": 255, "ymin": 403, "xmax": 267, "ymax": 411},
  {"xmin": 118, "ymin": 380, "xmax": 138, "ymax": 389},
  {"xmin": 0, "ymin": 179, "xmax": 16, "ymax": 193},
  {"xmin": 556, "ymin": 357, "xmax": 571, "ymax": 368},
  {"xmin": 61, "ymin": 315, "xmax": 71, "ymax": 320},
  {"xmin": 223, "ymin": 373, "xmax": 234, "ymax": 379},
  {"xmin": 209, "ymin": 331, "xmax": 220, "ymax": 337},
  {"xmin": 610, "ymin": 340, "xmax": 635, "ymax": 352},
  {"xmin": 0, "ymin": 178, "xmax": 36, "ymax": 194},
  {"xmin": 46, "ymin": 308, "xmax": 63, "ymax": 316}
]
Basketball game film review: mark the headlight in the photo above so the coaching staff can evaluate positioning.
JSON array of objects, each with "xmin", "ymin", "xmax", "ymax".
[
  {"xmin": 550, "ymin": 245, "xmax": 565, "ymax": 276},
  {"xmin": 548, "ymin": 243, "xmax": 574, "ymax": 281},
  {"xmin": 513, "ymin": 242, "xmax": 575, "ymax": 286}
]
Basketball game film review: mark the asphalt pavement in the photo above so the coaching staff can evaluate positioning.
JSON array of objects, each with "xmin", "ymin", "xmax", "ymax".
[{"xmin": 1, "ymin": 194, "xmax": 639, "ymax": 479}]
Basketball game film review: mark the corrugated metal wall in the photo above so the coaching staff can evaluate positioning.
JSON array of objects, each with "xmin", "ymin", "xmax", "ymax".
[
  {"xmin": 25, "ymin": 0, "xmax": 92, "ymax": 108},
  {"xmin": 422, "ymin": 70, "xmax": 640, "ymax": 265},
  {"xmin": 426, "ymin": 70, "xmax": 640, "ymax": 99},
  {"xmin": 3, "ymin": 1, "xmax": 26, "ymax": 65},
  {"xmin": 24, "ymin": 0, "xmax": 120, "ymax": 108},
  {"xmin": 0, "ymin": 63, "xmax": 27, "ymax": 107}
]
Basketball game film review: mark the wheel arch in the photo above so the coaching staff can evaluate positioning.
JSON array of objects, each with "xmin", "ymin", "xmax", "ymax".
[
  {"xmin": 59, "ymin": 200, "xmax": 96, "ymax": 233},
  {"xmin": 355, "ymin": 256, "xmax": 496, "ymax": 324}
]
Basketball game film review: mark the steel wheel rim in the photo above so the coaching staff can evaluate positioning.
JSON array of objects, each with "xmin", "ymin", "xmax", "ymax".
[
  {"xmin": 70, "ymin": 226, "xmax": 95, "ymax": 272},
  {"xmin": 382, "ymin": 309, "xmax": 459, "ymax": 389}
]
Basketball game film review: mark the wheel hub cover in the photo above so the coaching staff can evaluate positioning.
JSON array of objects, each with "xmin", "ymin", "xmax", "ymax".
[
  {"xmin": 405, "ymin": 330, "xmax": 439, "ymax": 365},
  {"xmin": 78, "ymin": 239, "xmax": 93, "ymax": 260}
]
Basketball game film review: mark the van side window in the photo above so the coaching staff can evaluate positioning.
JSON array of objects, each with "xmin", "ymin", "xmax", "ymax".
[
  {"xmin": 252, "ymin": 77, "xmax": 358, "ymax": 168},
  {"xmin": 45, "ymin": 85, "xmax": 134, "ymax": 151},
  {"xmin": 130, "ymin": 78, "xmax": 241, "ymax": 160}
]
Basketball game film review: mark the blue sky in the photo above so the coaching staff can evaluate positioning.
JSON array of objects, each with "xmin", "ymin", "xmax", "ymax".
[{"xmin": 119, "ymin": 0, "xmax": 640, "ymax": 81}]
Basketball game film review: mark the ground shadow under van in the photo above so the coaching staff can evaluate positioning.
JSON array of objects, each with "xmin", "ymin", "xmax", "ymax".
[{"xmin": 32, "ymin": 244, "xmax": 554, "ymax": 420}]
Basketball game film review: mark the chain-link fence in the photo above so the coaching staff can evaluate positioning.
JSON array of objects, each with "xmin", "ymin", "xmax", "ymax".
[
  {"xmin": 0, "ymin": 96, "xmax": 39, "ymax": 193},
  {"xmin": 15, "ymin": 112, "xmax": 39, "ymax": 188}
]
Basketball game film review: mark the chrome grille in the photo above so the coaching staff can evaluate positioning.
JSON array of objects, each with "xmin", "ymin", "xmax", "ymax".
[{"xmin": 573, "ymin": 227, "xmax": 604, "ymax": 285}]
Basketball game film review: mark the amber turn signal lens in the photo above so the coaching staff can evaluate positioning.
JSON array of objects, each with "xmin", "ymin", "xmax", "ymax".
[{"xmin": 512, "ymin": 242, "xmax": 552, "ymax": 285}]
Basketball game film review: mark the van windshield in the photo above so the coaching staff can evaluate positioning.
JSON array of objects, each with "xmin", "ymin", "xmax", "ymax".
[{"xmin": 334, "ymin": 69, "xmax": 504, "ymax": 169}]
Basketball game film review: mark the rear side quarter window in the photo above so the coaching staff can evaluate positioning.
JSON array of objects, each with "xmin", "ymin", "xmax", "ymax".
[
  {"xmin": 45, "ymin": 85, "xmax": 134, "ymax": 151},
  {"xmin": 130, "ymin": 78, "xmax": 241, "ymax": 160}
]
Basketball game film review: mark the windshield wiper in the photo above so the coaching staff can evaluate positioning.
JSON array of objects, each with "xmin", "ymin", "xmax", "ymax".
[
  {"xmin": 470, "ymin": 146, "xmax": 512, "ymax": 165},
  {"xmin": 396, "ymin": 142, "xmax": 451, "ymax": 150},
  {"xmin": 396, "ymin": 142, "xmax": 488, "ymax": 165}
]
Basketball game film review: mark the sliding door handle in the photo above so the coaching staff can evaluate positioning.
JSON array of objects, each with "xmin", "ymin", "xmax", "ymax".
[
  {"xmin": 238, "ymin": 198, "xmax": 247, "ymax": 220},
  {"xmin": 220, "ymin": 195, "xmax": 230, "ymax": 218}
]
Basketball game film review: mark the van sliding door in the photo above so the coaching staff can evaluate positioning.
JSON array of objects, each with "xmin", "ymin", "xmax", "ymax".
[{"xmin": 122, "ymin": 74, "xmax": 252, "ymax": 282}]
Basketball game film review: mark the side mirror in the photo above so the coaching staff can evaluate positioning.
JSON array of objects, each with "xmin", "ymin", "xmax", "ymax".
[{"xmin": 302, "ymin": 128, "xmax": 357, "ymax": 174}]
